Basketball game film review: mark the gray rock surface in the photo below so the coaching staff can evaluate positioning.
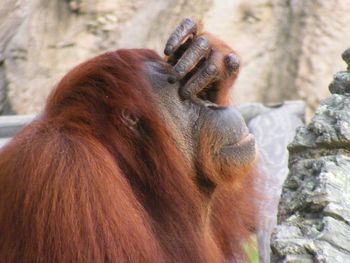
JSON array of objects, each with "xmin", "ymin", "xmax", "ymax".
[
  {"xmin": 0, "ymin": 0, "xmax": 29, "ymax": 113},
  {"xmin": 271, "ymin": 50, "xmax": 350, "ymax": 262}
]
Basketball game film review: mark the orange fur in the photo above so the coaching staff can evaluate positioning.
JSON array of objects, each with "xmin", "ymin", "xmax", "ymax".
[{"xmin": 0, "ymin": 48, "xmax": 257, "ymax": 262}]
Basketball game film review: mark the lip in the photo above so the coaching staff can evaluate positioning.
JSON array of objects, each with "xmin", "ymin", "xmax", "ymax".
[
  {"xmin": 224, "ymin": 133, "xmax": 255, "ymax": 150},
  {"xmin": 219, "ymin": 133, "xmax": 256, "ymax": 161}
]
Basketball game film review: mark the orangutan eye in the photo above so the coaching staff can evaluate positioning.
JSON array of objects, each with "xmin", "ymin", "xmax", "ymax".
[{"xmin": 121, "ymin": 109, "xmax": 139, "ymax": 128}]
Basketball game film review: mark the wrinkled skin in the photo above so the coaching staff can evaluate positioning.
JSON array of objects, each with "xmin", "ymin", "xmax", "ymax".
[{"xmin": 143, "ymin": 18, "xmax": 256, "ymax": 194}]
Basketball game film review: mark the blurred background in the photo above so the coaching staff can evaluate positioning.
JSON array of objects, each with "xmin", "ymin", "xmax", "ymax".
[{"xmin": 1, "ymin": 0, "xmax": 350, "ymax": 117}]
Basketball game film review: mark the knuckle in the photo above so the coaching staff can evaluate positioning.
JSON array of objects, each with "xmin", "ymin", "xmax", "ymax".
[
  {"xmin": 180, "ymin": 86, "xmax": 191, "ymax": 99},
  {"xmin": 175, "ymin": 59, "xmax": 187, "ymax": 73},
  {"xmin": 195, "ymin": 36, "xmax": 209, "ymax": 50},
  {"xmin": 205, "ymin": 63, "xmax": 218, "ymax": 75}
]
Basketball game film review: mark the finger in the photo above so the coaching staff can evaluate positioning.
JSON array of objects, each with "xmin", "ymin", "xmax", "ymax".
[
  {"xmin": 180, "ymin": 62, "xmax": 218, "ymax": 100},
  {"xmin": 172, "ymin": 36, "xmax": 211, "ymax": 81},
  {"xmin": 224, "ymin": 53, "xmax": 240, "ymax": 75},
  {"xmin": 164, "ymin": 18, "xmax": 197, "ymax": 56}
]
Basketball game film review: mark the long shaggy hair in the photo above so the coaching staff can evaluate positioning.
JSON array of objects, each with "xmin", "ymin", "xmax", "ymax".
[{"xmin": 0, "ymin": 49, "xmax": 257, "ymax": 262}]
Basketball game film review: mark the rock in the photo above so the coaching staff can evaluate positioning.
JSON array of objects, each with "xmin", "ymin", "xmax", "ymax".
[
  {"xmin": 342, "ymin": 48, "xmax": 350, "ymax": 69},
  {"xmin": 0, "ymin": 0, "xmax": 29, "ymax": 113},
  {"xmin": 271, "ymin": 51, "xmax": 350, "ymax": 262},
  {"xmin": 329, "ymin": 53, "xmax": 350, "ymax": 94},
  {"xmin": 329, "ymin": 71, "xmax": 350, "ymax": 95}
]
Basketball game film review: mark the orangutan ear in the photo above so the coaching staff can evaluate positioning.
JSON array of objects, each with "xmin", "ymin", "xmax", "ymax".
[{"xmin": 121, "ymin": 109, "xmax": 139, "ymax": 130}]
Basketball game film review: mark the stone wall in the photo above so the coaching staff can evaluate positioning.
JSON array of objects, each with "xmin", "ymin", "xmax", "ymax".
[{"xmin": 271, "ymin": 49, "xmax": 350, "ymax": 262}]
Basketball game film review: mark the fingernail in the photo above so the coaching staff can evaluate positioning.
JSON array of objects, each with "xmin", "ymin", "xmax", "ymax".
[
  {"xmin": 167, "ymin": 75, "xmax": 177, "ymax": 84},
  {"xmin": 164, "ymin": 44, "xmax": 173, "ymax": 56}
]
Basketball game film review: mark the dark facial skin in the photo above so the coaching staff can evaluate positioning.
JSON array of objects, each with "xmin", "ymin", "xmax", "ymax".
[{"xmin": 144, "ymin": 19, "xmax": 256, "ymax": 193}]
